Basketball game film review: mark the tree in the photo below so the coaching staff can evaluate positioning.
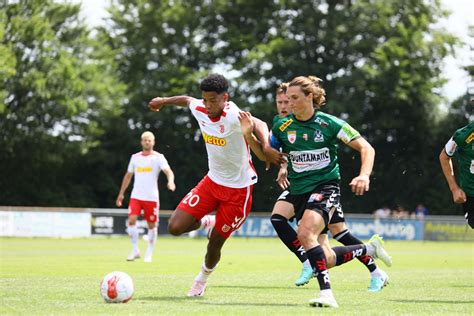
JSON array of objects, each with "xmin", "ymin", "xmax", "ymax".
[{"xmin": 0, "ymin": 0, "xmax": 126, "ymax": 206}]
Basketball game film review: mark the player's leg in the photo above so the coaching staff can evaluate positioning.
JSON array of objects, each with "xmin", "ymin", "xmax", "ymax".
[
  {"xmin": 126, "ymin": 199, "xmax": 141, "ymax": 261},
  {"xmin": 329, "ymin": 221, "xmax": 388, "ymax": 292},
  {"xmin": 270, "ymin": 195, "xmax": 312, "ymax": 286},
  {"xmin": 169, "ymin": 177, "xmax": 218, "ymax": 236},
  {"xmin": 298, "ymin": 209, "xmax": 338, "ymax": 308},
  {"xmin": 188, "ymin": 229, "xmax": 227, "ymax": 297},
  {"xmin": 142, "ymin": 200, "xmax": 159, "ymax": 262},
  {"xmin": 188, "ymin": 183, "xmax": 252, "ymax": 297},
  {"xmin": 463, "ymin": 196, "xmax": 474, "ymax": 229}
]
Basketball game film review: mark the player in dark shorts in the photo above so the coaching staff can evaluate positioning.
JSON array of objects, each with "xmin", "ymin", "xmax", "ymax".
[
  {"xmin": 270, "ymin": 83, "xmax": 390, "ymax": 292},
  {"xmin": 270, "ymin": 75, "xmax": 392, "ymax": 308},
  {"xmin": 440, "ymin": 122, "xmax": 474, "ymax": 228}
]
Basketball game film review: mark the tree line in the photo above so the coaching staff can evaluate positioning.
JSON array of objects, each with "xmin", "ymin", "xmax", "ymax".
[{"xmin": 0, "ymin": 0, "xmax": 472, "ymax": 214}]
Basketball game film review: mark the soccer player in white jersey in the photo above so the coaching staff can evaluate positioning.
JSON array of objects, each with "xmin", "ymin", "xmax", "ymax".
[
  {"xmin": 116, "ymin": 131, "xmax": 176, "ymax": 262},
  {"xmin": 148, "ymin": 74, "xmax": 284, "ymax": 297}
]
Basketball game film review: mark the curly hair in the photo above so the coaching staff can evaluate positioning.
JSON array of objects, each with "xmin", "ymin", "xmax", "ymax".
[
  {"xmin": 200, "ymin": 74, "xmax": 229, "ymax": 94},
  {"xmin": 289, "ymin": 76, "xmax": 326, "ymax": 108}
]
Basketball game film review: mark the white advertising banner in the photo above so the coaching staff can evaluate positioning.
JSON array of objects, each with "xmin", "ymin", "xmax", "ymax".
[{"xmin": 0, "ymin": 211, "xmax": 91, "ymax": 238}]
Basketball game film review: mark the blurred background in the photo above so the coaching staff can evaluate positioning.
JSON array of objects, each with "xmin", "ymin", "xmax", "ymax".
[{"xmin": 1, "ymin": 0, "xmax": 473, "ymax": 218}]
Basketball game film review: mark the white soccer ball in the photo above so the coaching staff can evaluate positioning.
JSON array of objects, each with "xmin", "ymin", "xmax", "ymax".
[{"xmin": 100, "ymin": 271, "xmax": 134, "ymax": 303}]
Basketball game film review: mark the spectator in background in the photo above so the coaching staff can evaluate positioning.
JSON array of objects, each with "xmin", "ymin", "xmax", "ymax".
[
  {"xmin": 414, "ymin": 204, "xmax": 428, "ymax": 219},
  {"xmin": 373, "ymin": 206, "xmax": 391, "ymax": 219}
]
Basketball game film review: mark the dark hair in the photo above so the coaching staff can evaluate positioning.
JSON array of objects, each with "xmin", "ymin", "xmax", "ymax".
[
  {"xmin": 200, "ymin": 74, "xmax": 229, "ymax": 93},
  {"xmin": 276, "ymin": 82, "xmax": 288, "ymax": 95}
]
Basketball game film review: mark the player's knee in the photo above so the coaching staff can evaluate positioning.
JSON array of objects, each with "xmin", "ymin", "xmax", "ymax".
[
  {"xmin": 297, "ymin": 229, "xmax": 312, "ymax": 246},
  {"xmin": 270, "ymin": 214, "xmax": 288, "ymax": 229},
  {"xmin": 167, "ymin": 221, "xmax": 183, "ymax": 236}
]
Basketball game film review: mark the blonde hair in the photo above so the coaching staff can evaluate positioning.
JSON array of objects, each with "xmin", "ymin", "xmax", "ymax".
[
  {"xmin": 276, "ymin": 82, "xmax": 289, "ymax": 95},
  {"xmin": 141, "ymin": 131, "xmax": 155, "ymax": 140},
  {"xmin": 289, "ymin": 76, "xmax": 326, "ymax": 108}
]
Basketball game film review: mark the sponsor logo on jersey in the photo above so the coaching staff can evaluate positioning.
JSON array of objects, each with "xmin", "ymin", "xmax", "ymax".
[
  {"xmin": 279, "ymin": 118, "xmax": 293, "ymax": 132},
  {"xmin": 289, "ymin": 148, "xmax": 331, "ymax": 173},
  {"xmin": 202, "ymin": 132, "xmax": 226, "ymax": 146},
  {"xmin": 287, "ymin": 131, "xmax": 296, "ymax": 144},
  {"xmin": 315, "ymin": 117, "xmax": 328, "ymax": 128},
  {"xmin": 136, "ymin": 167, "xmax": 153, "ymax": 173},
  {"xmin": 314, "ymin": 129, "xmax": 324, "ymax": 142},
  {"xmin": 465, "ymin": 132, "xmax": 474, "ymax": 144}
]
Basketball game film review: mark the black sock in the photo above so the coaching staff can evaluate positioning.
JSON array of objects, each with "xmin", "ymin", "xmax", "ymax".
[
  {"xmin": 306, "ymin": 246, "xmax": 331, "ymax": 290},
  {"xmin": 334, "ymin": 229, "xmax": 377, "ymax": 272},
  {"xmin": 271, "ymin": 214, "xmax": 308, "ymax": 263},
  {"xmin": 332, "ymin": 245, "xmax": 367, "ymax": 266}
]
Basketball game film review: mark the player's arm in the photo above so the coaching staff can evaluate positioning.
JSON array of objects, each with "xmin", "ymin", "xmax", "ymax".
[
  {"xmin": 346, "ymin": 137, "xmax": 375, "ymax": 196},
  {"xmin": 148, "ymin": 96, "xmax": 195, "ymax": 112},
  {"xmin": 116, "ymin": 172, "xmax": 133, "ymax": 207},
  {"xmin": 238, "ymin": 112, "xmax": 267, "ymax": 162},
  {"xmin": 251, "ymin": 116, "xmax": 286, "ymax": 166},
  {"xmin": 162, "ymin": 167, "xmax": 176, "ymax": 192},
  {"xmin": 439, "ymin": 145, "xmax": 466, "ymax": 204}
]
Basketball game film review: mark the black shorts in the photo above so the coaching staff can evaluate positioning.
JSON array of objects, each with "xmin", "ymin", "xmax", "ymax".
[
  {"xmin": 276, "ymin": 181, "xmax": 344, "ymax": 234},
  {"xmin": 463, "ymin": 196, "xmax": 474, "ymax": 228}
]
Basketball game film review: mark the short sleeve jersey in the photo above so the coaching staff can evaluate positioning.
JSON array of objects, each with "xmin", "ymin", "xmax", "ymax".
[
  {"xmin": 444, "ymin": 122, "xmax": 474, "ymax": 196},
  {"xmin": 271, "ymin": 111, "xmax": 360, "ymax": 195},
  {"xmin": 127, "ymin": 151, "xmax": 170, "ymax": 202},
  {"xmin": 189, "ymin": 99, "xmax": 257, "ymax": 188}
]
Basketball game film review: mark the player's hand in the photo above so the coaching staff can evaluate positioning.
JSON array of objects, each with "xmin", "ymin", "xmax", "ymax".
[
  {"xmin": 263, "ymin": 146, "xmax": 287, "ymax": 169},
  {"xmin": 238, "ymin": 111, "xmax": 255, "ymax": 137},
  {"xmin": 149, "ymin": 97, "xmax": 165, "ymax": 112},
  {"xmin": 115, "ymin": 195, "xmax": 124, "ymax": 207},
  {"xmin": 276, "ymin": 166, "xmax": 290, "ymax": 190},
  {"xmin": 452, "ymin": 187, "xmax": 467, "ymax": 204},
  {"xmin": 349, "ymin": 174, "xmax": 370, "ymax": 196},
  {"xmin": 167, "ymin": 181, "xmax": 176, "ymax": 192}
]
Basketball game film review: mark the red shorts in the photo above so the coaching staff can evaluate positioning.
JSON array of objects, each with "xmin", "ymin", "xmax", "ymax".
[
  {"xmin": 128, "ymin": 198, "xmax": 159, "ymax": 223},
  {"xmin": 177, "ymin": 176, "xmax": 253, "ymax": 238}
]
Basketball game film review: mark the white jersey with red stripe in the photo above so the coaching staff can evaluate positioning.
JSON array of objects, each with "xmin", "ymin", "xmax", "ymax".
[
  {"xmin": 189, "ymin": 98, "xmax": 257, "ymax": 188},
  {"xmin": 127, "ymin": 151, "xmax": 170, "ymax": 202}
]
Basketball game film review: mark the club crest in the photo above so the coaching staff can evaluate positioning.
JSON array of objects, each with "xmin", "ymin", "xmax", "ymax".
[
  {"xmin": 287, "ymin": 131, "xmax": 296, "ymax": 144},
  {"xmin": 219, "ymin": 124, "xmax": 225, "ymax": 133},
  {"xmin": 314, "ymin": 130, "xmax": 324, "ymax": 142}
]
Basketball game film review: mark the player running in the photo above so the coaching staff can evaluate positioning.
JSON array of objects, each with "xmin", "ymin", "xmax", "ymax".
[
  {"xmin": 439, "ymin": 122, "xmax": 474, "ymax": 228},
  {"xmin": 116, "ymin": 131, "xmax": 176, "ymax": 262},
  {"xmin": 148, "ymin": 74, "xmax": 284, "ymax": 297},
  {"xmin": 270, "ymin": 75, "xmax": 392, "ymax": 307},
  {"xmin": 270, "ymin": 83, "xmax": 389, "ymax": 292}
]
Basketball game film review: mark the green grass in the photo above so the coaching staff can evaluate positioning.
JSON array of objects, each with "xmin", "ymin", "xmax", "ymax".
[{"xmin": 1, "ymin": 237, "xmax": 473, "ymax": 315}]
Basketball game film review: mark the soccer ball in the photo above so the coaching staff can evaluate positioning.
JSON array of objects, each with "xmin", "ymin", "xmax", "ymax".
[{"xmin": 100, "ymin": 271, "xmax": 134, "ymax": 303}]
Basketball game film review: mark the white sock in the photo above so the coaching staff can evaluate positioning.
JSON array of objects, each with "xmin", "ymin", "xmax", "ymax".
[
  {"xmin": 320, "ymin": 289, "xmax": 335, "ymax": 299},
  {"xmin": 365, "ymin": 244, "xmax": 376, "ymax": 256},
  {"xmin": 127, "ymin": 225, "xmax": 139, "ymax": 253},
  {"xmin": 370, "ymin": 267, "xmax": 384, "ymax": 278},
  {"xmin": 146, "ymin": 228, "xmax": 157, "ymax": 256},
  {"xmin": 303, "ymin": 259, "xmax": 312, "ymax": 269},
  {"xmin": 195, "ymin": 263, "xmax": 216, "ymax": 282}
]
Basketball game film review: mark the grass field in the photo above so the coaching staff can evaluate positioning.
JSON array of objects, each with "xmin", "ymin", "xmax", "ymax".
[{"xmin": 1, "ymin": 237, "xmax": 473, "ymax": 315}]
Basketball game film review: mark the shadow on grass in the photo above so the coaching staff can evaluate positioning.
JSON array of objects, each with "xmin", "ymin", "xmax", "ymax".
[
  {"xmin": 199, "ymin": 302, "xmax": 301, "ymax": 307},
  {"xmin": 213, "ymin": 285, "xmax": 299, "ymax": 290},
  {"xmin": 391, "ymin": 299, "xmax": 474, "ymax": 304},
  {"xmin": 136, "ymin": 296, "xmax": 190, "ymax": 302}
]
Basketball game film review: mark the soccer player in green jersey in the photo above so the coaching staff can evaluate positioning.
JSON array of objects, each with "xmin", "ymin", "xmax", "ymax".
[
  {"xmin": 270, "ymin": 76, "xmax": 392, "ymax": 307},
  {"xmin": 439, "ymin": 122, "xmax": 474, "ymax": 228},
  {"xmin": 270, "ymin": 83, "xmax": 389, "ymax": 292}
]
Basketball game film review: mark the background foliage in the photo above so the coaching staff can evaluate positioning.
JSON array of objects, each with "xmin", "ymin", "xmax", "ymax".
[{"xmin": 1, "ymin": 0, "xmax": 472, "ymax": 214}]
